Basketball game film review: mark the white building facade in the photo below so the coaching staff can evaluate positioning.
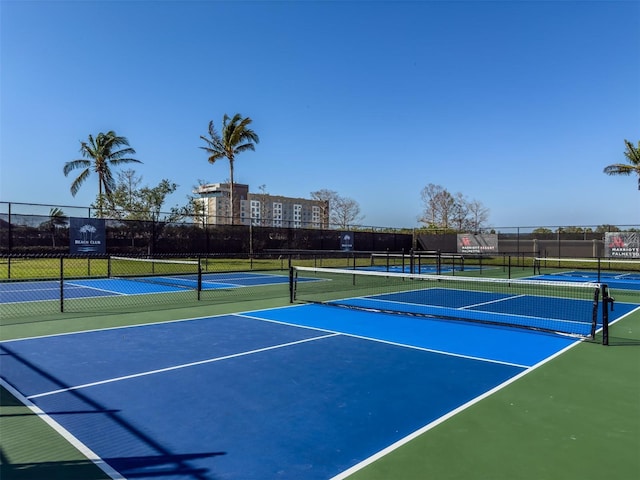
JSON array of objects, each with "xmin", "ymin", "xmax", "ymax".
[{"xmin": 194, "ymin": 183, "xmax": 328, "ymax": 228}]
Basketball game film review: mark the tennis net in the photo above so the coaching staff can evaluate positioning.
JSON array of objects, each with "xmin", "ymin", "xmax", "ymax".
[
  {"xmin": 290, "ymin": 266, "xmax": 604, "ymax": 339},
  {"xmin": 370, "ymin": 251, "xmax": 464, "ymax": 274},
  {"xmin": 534, "ymin": 257, "xmax": 640, "ymax": 286},
  {"xmin": 108, "ymin": 256, "xmax": 202, "ymax": 291}
]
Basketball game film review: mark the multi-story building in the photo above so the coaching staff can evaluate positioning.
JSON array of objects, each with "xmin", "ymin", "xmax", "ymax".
[
  {"xmin": 194, "ymin": 183, "xmax": 248, "ymax": 226},
  {"xmin": 194, "ymin": 183, "xmax": 328, "ymax": 228}
]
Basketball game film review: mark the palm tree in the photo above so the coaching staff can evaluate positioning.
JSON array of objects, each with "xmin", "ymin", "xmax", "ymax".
[
  {"xmin": 40, "ymin": 207, "xmax": 67, "ymax": 247},
  {"xmin": 603, "ymin": 139, "xmax": 640, "ymax": 190},
  {"xmin": 199, "ymin": 114, "xmax": 259, "ymax": 225},
  {"xmin": 63, "ymin": 131, "xmax": 141, "ymax": 215}
]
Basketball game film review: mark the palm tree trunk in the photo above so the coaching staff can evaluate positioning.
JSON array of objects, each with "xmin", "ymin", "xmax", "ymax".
[
  {"xmin": 229, "ymin": 160, "xmax": 235, "ymax": 225},
  {"xmin": 98, "ymin": 178, "xmax": 104, "ymax": 217}
]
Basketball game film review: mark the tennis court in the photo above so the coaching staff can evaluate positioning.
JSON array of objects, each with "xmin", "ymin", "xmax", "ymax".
[
  {"xmin": 2, "ymin": 266, "xmax": 638, "ymax": 480},
  {"xmin": 0, "ymin": 271, "xmax": 294, "ymax": 304},
  {"xmin": 532, "ymin": 271, "xmax": 640, "ymax": 291},
  {"xmin": 532, "ymin": 256, "xmax": 640, "ymax": 290},
  {"xmin": 365, "ymin": 264, "xmax": 484, "ymax": 274},
  {"xmin": 366, "ymin": 252, "xmax": 473, "ymax": 275}
]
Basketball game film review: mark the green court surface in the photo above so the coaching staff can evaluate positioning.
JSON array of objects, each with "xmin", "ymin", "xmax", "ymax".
[{"xmin": 1, "ymin": 283, "xmax": 639, "ymax": 479}]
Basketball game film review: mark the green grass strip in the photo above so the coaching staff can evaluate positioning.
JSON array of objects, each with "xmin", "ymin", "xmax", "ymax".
[{"xmin": 346, "ymin": 310, "xmax": 640, "ymax": 480}]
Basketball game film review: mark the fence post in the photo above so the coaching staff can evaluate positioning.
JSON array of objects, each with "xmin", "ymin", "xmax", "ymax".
[
  {"xmin": 197, "ymin": 256, "xmax": 202, "ymax": 301},
  {"xmin": 60, "ymin": 256, "xmax": 64, "ymax": 313},
  {"xmin": 8, "ymin": 202, "xmax": 12, "ymax": 253}
]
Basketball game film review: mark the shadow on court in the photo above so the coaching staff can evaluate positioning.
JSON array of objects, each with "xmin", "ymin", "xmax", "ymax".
[
  {"xmin": 1, "ymin": 345, "xmax": 226, "ymax": 480},
  {"xmin": 606, "ymin": 335, "xmax": 640, "ymax": 346}
]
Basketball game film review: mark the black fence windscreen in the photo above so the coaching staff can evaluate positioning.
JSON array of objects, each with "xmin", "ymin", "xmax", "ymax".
[{"xmin": 0, "ymin": 213, "xmax": 413, "ymax": 255}]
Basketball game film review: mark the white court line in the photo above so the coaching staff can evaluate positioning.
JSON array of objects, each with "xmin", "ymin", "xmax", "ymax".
[
  {"xmin": 460, "ymin": 293, "xmax": 526, "ymax": 309},
  {"xmin": 0, "ymin": 378, "xmax": 125, "ymax": 480},
  {"xmin": 329, "ymin": 337, "xmax": 582, "ymax": 480},
  {"xmin": 203, "ymin": 272, "xmax": 287, "ymax": 281},
  {"xmin": 238, "ymin": 312, "xmax": 530, "ymax": 369},
  {"xmin": 200, "ymin": 280, "xmax": 244, "ymax": 288},
  {"xmin": 350, "ymin": 296, "xmax": 589, "ymax": 329},
  {"xmin": 329, "ymin": 304, "xmax": 640, "ymax": 480},
  {"xmin": 7, "ymin": 303, "xmax": 638, "ymax": 480},
  {"xmin": 1, "ymin": 285, "xmax": 60, "ymax": 293},
  {"xmin": 26, "ymin": 332, "xmax": 339, "ymax": 399},
  {"xmin": 65, "ymin": 281, "xmax": 126, "ymax": 296}
]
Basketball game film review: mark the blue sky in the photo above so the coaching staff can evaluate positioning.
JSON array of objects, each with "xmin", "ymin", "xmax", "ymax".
[{"xmin": 1, "ymin": 0, "xmax": 639, "ymax": 230}]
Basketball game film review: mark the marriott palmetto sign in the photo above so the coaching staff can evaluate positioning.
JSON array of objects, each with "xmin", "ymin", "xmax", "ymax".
[
  {"xmin": 457, "ymin": 234, "xmax": 498, "ymax": 254},
  {"xmin": 604, "ymin": 232, "xmax": 640, "ymax": 258},
  {"xmin": 69, "ymin": 217, "xmax": 106, "ymax": 254}
]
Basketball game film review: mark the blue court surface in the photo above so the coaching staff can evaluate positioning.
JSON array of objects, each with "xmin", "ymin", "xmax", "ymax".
[
  {"xmin": 2, "ymin": 300, "xmax": 638, "ymax": 480},
  {"xmin": 364, "ymin": 264, "xmax": 482, "ymax": 274},
  {"xmin": 0, "ymin": 271, "xmax": 293, "ymax": 304}
]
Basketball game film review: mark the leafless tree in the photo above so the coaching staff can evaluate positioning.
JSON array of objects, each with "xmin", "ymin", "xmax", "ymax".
[
  {"xmin": 419, "ymin": 183, "xmax": 489, "ymax": 231},
  {"xmin": 311, "ymin": 189, "xmax": 363, "ymax": 228},
  {"xmin": 332, "ymin": 196, "xmax": 364, "ymax": 229}
]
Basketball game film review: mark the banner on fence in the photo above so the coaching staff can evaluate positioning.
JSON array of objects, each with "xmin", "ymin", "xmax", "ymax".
[
  {"xmin": 604, "ymin": 232, "xmax": 640, "ymax": 258},
  {"xmin": 69, "ymin": 217, "xmax": 106, "ymax": 254},
  {"xmin": 457, "ymin": 234, "xmax": 498, "ymax": 254},
  {"xmin": 340, "ymin": 232, "xmax": 354, "ymax": 251}
]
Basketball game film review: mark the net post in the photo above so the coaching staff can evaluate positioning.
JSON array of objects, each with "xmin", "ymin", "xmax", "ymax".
[
  {"xmin": 59, "ymin": 256, "xmax": 64, "ymax": 313},
  {"xmin": 597, "ymin": 257, "xmax": 602, "ymax": 283},
  {"xmin": 590, "ymin": 286, "xmax": 600, "ymax": 340},
  {"xmin": 197, "ymin": 256, "xmax": 202, "ymax": 301},
  {"xmin": 288, "ymin": 266, "xmax": 295, "ymax": 303},
  {"xmin": 410, "ymin": 249, "xmax": 415, "ymax": 274},
  {"xmin": 601, "ymin": 284, "xmax": 613, "ymax": 346},
  {"xmin": 107, "ymin": 255, "xmax": 112, "ymax": 278},
  {"xmin": 437, "ymin": 250, "xmax": 442, "ymax": 275}
]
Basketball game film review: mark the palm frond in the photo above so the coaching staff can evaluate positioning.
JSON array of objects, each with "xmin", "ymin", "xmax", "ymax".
[
  {"xmin": 623, "ymin": 139, "xmax": 640, "ymax": 166},
  {"xmin": 234, "ymin": 143, "xmax": 256, "ymax": 154},
  {"xmin": 101, "ymin": 167, "xmax": 116, "ymax": 196},
  {"xmin": 603, "ymin": 139, "xmax": 640, "ymax": 190},
  {"xmin": 70, "ymin": 169, "xmax": 91, "ymax": 196},
  {"xmin": 63, "ymin": 159, "xmax": 91, "ymax": 176},
  {"xmin": 207, "ymin": 152, "xmax": 226, "ymax": 164},
  {"xmin": 603, "ymin": 164, "xmax": 634, "ymax": 175},
  {"xmin": 110, "ymin": 157, "xmax": 142, "ymax": 166},
  {"xmin": 79, "ymin": 140, "xmax": 98, "ymax": 159},
  {"xmin": 109, "ymin": 147, "xmax": 138, "ymax": 160}
]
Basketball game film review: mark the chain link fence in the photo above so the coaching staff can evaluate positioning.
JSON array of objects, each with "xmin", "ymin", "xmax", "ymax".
[
  {"xmin": 2, "ymin": 201, "xmax": 638, "ymax": 258},
  {"xmin": 0, "ymin": 202, "xmax": 413, "ymax": 255}
]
